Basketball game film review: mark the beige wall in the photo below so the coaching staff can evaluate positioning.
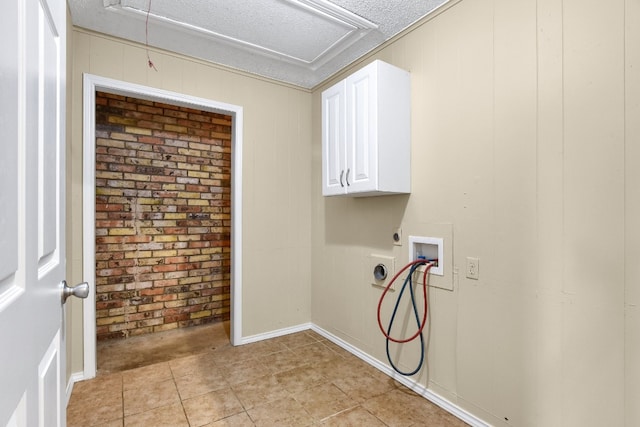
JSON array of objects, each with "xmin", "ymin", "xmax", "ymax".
[
  {"xmin": 311, "ymin": 0, "xmax": 639, "ymax": 426},
  {"xmin": 67, "ymin": 29, "xmax": 313, "ymax": 374},
  {"xmin": 65, "ymin": 0, "xmax": 640, "ymax": 424}
]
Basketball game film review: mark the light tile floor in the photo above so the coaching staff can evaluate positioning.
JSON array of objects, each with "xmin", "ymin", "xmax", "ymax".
[{"xmin": 68, "ymin": 322, "xmax": 468, "ymax": 426}]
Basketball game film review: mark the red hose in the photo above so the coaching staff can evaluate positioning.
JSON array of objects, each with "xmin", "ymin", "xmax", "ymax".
[{"xmin": 377, "ymin": 260, "xmax": 433, "ymax": 343}]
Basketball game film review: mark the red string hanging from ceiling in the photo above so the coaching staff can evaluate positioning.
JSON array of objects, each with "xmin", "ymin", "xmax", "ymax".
[{"xmin": 146, "ymin": 0, "xmax": 158, "ymax": 71}]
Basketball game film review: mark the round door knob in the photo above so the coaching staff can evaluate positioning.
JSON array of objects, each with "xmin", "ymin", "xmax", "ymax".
[{"xmin": 61, "ymin": 280, "xmax": 89, "ymax": 304}]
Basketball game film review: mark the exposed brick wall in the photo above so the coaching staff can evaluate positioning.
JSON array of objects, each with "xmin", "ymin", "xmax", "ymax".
[{"xmin": 94, "ymin": 91, "xmax": 232, "ymax": 340}]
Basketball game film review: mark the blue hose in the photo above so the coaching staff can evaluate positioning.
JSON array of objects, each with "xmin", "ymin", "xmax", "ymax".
[{"xmin": 384, "ymin": 262, "xmax": 427, "ymax": 376}]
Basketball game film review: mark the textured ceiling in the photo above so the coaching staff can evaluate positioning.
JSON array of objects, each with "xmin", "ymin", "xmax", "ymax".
[{"xmin": 68, "ymin": 0, "xmax": 450, "ymax": 88}]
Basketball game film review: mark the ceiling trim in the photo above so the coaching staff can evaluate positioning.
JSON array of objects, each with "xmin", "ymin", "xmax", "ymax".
[
  {"xmin": 70, "ymin": 0, "xmax": 451, "ymax": 88},
  {"xmin": 104, "ymin": 0, "xmax": 378, "ymax": 70}
]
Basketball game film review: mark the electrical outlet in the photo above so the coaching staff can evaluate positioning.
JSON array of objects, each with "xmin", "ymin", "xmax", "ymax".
[{"xmin": 466, "ymin": 257, "xmax": 479, "ymax": 280}]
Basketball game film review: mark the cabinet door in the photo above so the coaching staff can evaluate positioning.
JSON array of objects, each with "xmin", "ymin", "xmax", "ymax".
[
  {"xmin": 346, "ymin": 66, "xmax": 377, "ymax": 193},
  {"xmin": 322, "ymin": 81, "xmax": 347, "ymax": 195}
]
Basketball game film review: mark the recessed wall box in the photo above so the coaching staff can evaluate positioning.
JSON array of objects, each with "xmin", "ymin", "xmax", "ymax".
[
  {"xmin": 408, "ymin": 236, "xmax": 444, "ymax": 276},
  {"xmin": 367, "ymin": 255, "xmax": 396, "ymax": 290}
]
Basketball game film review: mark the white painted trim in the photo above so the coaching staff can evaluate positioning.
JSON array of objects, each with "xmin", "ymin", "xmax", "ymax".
[
  {"xmin": 64, "ymin": 371, "xmax": 84, "ymax": 408},
  {"xmin": 81, "ymin": 81, "xmax": 97, "ymax": 379},
  {"xmin": 240, "ymin": 321, "xmax": 489, "ymax": 426},
  {"xmin": 104, "ymin": 0, "xmax": 377, "ymax": 70},
  {"xmin": 309, "ymin": 324, "xmax": 491, "ymax": 427},
  {"xmin": 81, "ymin": 73, "xmax": 243, "ymax": 380},
  {"xmin": 240, "ymin": 322, "xmax": 313, "ymax": 345}
]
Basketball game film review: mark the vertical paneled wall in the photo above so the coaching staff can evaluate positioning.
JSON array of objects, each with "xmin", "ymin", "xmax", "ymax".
[
  {"xmin": 66, "ymin": 1, "xmax": 640, "ymax": 424},
  {"xmin": 311, "ymin": 0, "xmax": 638, "ymax": 425},
  {"xmin": 624, "ymin": 0, "xmax": 640, "ymax": 424},
  {"xmin": 68, "ymin": 31, "xmax": 313, "ymax": 371}
]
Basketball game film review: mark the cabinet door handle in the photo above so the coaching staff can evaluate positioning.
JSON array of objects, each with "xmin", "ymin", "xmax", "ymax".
[
  {"xmin": 346, "ymin": 168, "xmax": 351, "ymax": 186},
  {"xmin": 340, "ymin": 170, "xmax": 344, "ymax": 187}
]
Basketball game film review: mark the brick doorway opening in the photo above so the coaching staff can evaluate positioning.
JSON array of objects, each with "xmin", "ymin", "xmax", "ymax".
[{"xmin": 94, "ymin": 91, "xmax": 232, "ymax": 342}]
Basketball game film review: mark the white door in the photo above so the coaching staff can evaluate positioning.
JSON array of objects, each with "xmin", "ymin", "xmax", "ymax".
[
  {"xmin": 321, "ymin": 81, "xmax": 347, "ymax": 196},
  {"xmin": 0, "ymin": 0, "xmax": 69, "ymax": 425},
  {"xmin": 346, "ymin": 66, "xmax": 377, "ymax": 193}
]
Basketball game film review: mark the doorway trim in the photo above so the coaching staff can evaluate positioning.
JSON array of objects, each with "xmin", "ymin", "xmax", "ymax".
[{"xmin": 82, "ymin": 73, "xmax": 243, "ymax": 379}]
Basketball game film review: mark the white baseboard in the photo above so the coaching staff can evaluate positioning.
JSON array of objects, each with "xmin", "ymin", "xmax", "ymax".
[
  {"xmin": 66, "ymin": 321, "xmax": 489, "ymax": 426},
  {"xmin": 65, "ymin": 371, "xmax": 85, "ymax": 408},
  {"xmin": 308, "ymin": 324, "xmax": 491, "ymax": 427},
  {"xmin": 242, "ymin": 322, "xmax": 489, "ymax": 426},
  {"xmin": 240, "ymin": 322, "xmax": 312, "ymax": 344}
]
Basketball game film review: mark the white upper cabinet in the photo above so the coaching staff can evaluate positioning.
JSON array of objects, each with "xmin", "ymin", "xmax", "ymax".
[{"xmin": 322, "ymin": 60, "xmax": 411, "ymax": 196}]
